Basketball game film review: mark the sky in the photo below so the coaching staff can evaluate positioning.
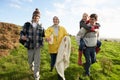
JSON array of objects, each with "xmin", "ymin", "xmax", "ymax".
[{"xmin": 0, "ymin": 0, "xmax": 120, "ymax": 39}]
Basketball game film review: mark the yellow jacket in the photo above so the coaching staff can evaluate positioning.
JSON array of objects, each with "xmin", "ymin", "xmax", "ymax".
[{"xmin": 45, "ymin": 26, "xmax": 68, "ymax": 53}]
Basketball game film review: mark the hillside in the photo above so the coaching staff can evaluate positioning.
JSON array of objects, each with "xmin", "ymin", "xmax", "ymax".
[
  {"xmin": 0, "ymin": 22, "xmax": 20, "ymax": 56},
  {"xmin": 0, "ymin": 36, "xmax": 120, "ymax": 80},
  {"xmin": 0, "ymin": 22, "xmax": 120, "ymax": 80}
]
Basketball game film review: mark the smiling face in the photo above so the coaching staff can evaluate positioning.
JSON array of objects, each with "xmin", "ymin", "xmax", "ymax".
[
  {"xmin": 32, "ymin": 15, "xmax": 40, "ymax": 23},
  {"xmin": 82, "ymin": 13, "xmax": 88, "ymax": 21},
  {"xmin": 89, "ymin": 17, "xmax": 97, "ymax": 25},
  {"xmin": 89, "ymin": 14, "xmax": 98, "ymax": 25},
  {"xmin": 53, "ymin": 16, "xmax": 59, "ymax": 25}
]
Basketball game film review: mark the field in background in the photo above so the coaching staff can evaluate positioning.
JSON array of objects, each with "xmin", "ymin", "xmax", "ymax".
[{"xmin": 0, "ymin": 37, "xmax": 120, "ymax": 80}]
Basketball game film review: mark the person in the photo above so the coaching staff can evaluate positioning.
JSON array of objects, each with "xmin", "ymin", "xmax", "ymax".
[
  {"xmin": 79, "ymin": 13, "xmax": 90, "ymax": 29},
  {"xmin": 77, "ymin": 13, "xmax": 89, "ymax": 65},
  {"xmin": 45, "ymin": 16, "xmax": 68, "ymax": 80},
  {"xmin": 20, "ymin": 8, "xmax": 45, "ymax": 80},
  {"xmin": 79, "ymin": 13, "xmax": 100, "ymax": 76},
  {"xmin": 77, "ymin": 13, "xmax": 102, "ymax": 65}
]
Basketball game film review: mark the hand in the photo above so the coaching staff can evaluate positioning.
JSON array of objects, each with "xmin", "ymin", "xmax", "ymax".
[
  {"xmin": 45, "ymin": 38, "xmax": 51, "ymax": 42},
  {"xmin": 90, "ymin": 27, "xmax": 95, "ymax": 32},
  {"xmin": 21, "ymin": 36, "xmax": 27, "ymax": 40},
  {"xmin": 94, "ymin": 26, "xmax": 99, "ymax": 29},
  {"xmin": 64, "ymin": 37, "xmax": 66, "ymax": 42}
]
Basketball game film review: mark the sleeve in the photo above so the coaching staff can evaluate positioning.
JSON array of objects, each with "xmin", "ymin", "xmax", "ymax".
[
  {"xmin": 96, "ymin": 23, "xmax": 101, "ymax": 28},
  {"xmin": 20, "ymin": 25, "xmax": 26, "ymax": 38},
  {"xmin": 63, "ymin": 27, "xmax": 68, "ymax": 36},
  {"xmin": 42, "ymin": 28, "xmax": 45, "ymax": 37},
  {"xmin": 19, "ymin": 25, "xmax": 26, "ymax": 45},
  {"xmin": 45, "ymin": 27, "xmax": 53, "ymax": 38},
  {"xmin": 19, "ymin": 22, "xmax": 30, "ymax": 40},
  {"xmin": 80, "ymin": 20, "xmax": 91, "ymax": 30},
  {"xmin": 80, "ymin": 28, "xmax": 87, "ymax": 38},
  {"xmin": 76, "ymin": 28, "xmax": 87, "ymax": 44}
]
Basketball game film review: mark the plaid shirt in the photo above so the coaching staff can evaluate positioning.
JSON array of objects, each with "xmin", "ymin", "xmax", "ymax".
[{"xmin": 20, "ymin": 22, "xmax": 45, "ymax": 49}]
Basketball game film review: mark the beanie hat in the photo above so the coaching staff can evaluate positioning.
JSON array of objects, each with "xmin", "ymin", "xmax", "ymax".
[{"xmin": 32, "ymin": 8, "xmax": 40, "ymax": 17}]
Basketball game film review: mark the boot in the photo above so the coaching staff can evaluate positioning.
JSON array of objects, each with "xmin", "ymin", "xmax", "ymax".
[
  {"xmin": 78, "ymin": 50, "xmax": 83, "ymax": 65},
  {"xmin": 96, "ymin": 47, "xmax": 100, "ymax": 54}
]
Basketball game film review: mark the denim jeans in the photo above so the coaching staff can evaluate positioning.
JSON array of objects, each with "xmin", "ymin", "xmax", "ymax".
[
  {"xmin": 79, "ymin": 38, "xmax": 86, "ymax": 51},
  {"xmin": 97, "ymin": 40, "xmax": 102, "ymax": 48},
  {"xmin": 79, "ymin": 39, "xmax": 101, "ymax": 51},
  {"xmin": 83, "ymin": 47, "xmax": 96, "ymax": 75}
]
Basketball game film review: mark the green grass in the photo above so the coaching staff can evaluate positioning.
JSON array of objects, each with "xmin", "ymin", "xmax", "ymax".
[{"xmin": 0, "ymin": 37, "xmax": 120, "ymax": 80}]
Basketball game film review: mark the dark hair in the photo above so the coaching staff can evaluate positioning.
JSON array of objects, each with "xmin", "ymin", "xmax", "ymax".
[{"xmin": 90, "ymin": 13, "xmax": 98, "ymax": 20}]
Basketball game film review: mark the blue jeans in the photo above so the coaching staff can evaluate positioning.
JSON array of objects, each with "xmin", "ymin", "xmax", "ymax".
[
  {"xmin": 79, "ymin": 39, "xmax": 102, "ymax": 51},
  {"xmin": 79, "ymin": 39, "xmax": 86, "ymax": 51},
  {"xmin": 83, "ymin": 47, "xmax": 96, "ymax": 75},
  {"xmin": 97, "ymin": 40, "xmax": 102, "ymax": 48}
]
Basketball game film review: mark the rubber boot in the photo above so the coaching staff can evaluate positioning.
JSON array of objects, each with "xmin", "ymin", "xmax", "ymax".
[
  {"xmin": 96, "ymin": 47, "xmax": 100, "ymax": 54},
  {"xmin": 78, "ymin": 50, "xmax": 83, "ymax": 65}
]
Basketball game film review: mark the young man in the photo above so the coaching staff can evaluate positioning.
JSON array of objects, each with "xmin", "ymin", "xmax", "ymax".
[
  {"xmin": 20, "ymin": 8, "xmax": 45, "ymax": 80},
  {"xmin": 45, "ymin": 16, "xmax": 68, "ymax": 80},
  {"xmin": 81, "ymin": 13, "xmax": 99, "ymax": 76}
]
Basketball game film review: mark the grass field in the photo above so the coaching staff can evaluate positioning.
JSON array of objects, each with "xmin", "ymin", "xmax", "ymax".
[{"xmin": 0, "ymin": 36, "xmax": 120, "ymax": 80}]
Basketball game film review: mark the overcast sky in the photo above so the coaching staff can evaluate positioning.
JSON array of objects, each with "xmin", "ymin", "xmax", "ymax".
[{"xmin": 0, "ymin": 0, "xmax": 120, "ymax": 38}]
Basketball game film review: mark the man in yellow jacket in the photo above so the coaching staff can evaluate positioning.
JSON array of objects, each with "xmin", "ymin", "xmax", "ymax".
[{"xmin": 45, "ymin": 16, "xmax": 67, "ymax": 80}]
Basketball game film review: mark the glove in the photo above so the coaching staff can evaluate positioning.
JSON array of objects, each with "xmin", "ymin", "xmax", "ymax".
[
  {"xmin": 94, "ymin": 26, "xmax": 99, "ymax": 29},
  {"xmin": 90, "ymin": 27, "xmax": 95, "ymax": 32}
]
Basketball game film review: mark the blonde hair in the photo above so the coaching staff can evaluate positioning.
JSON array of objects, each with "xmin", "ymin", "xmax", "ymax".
[{"xmin": 83, "ymin": 13, "xmax": 88, "ymax": 17}]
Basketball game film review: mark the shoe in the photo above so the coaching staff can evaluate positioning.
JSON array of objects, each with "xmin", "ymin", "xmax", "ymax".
[
  {"xmin": 30, "ymin": 65, "xmax": 34, "ymax": 72},
  {"xmin": 31, "ymin": 66, "xmax": 34, "ymax": 71},
  {"xmin": 31, "ymin": 62, "xmax": 34, "ymax": 72},
  {"xmin": 35, "ymin": 72, "xmax": 40, "ymax": 80},
  {"xmin": 35, "ymin": 76, "xmax": 40, "ymax": 80},
  {"xmin": 96, "ymin": 59, "xmax": 98, "ymax": 62},
  {"xmin": 79, "ymin": 77, "xmax": 82, "ymax": 80}
]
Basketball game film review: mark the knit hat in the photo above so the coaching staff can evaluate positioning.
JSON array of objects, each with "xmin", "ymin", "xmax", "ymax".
[{"xmin": 32, "ymin": 8, "xmax": 40, "ymax": 17}]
